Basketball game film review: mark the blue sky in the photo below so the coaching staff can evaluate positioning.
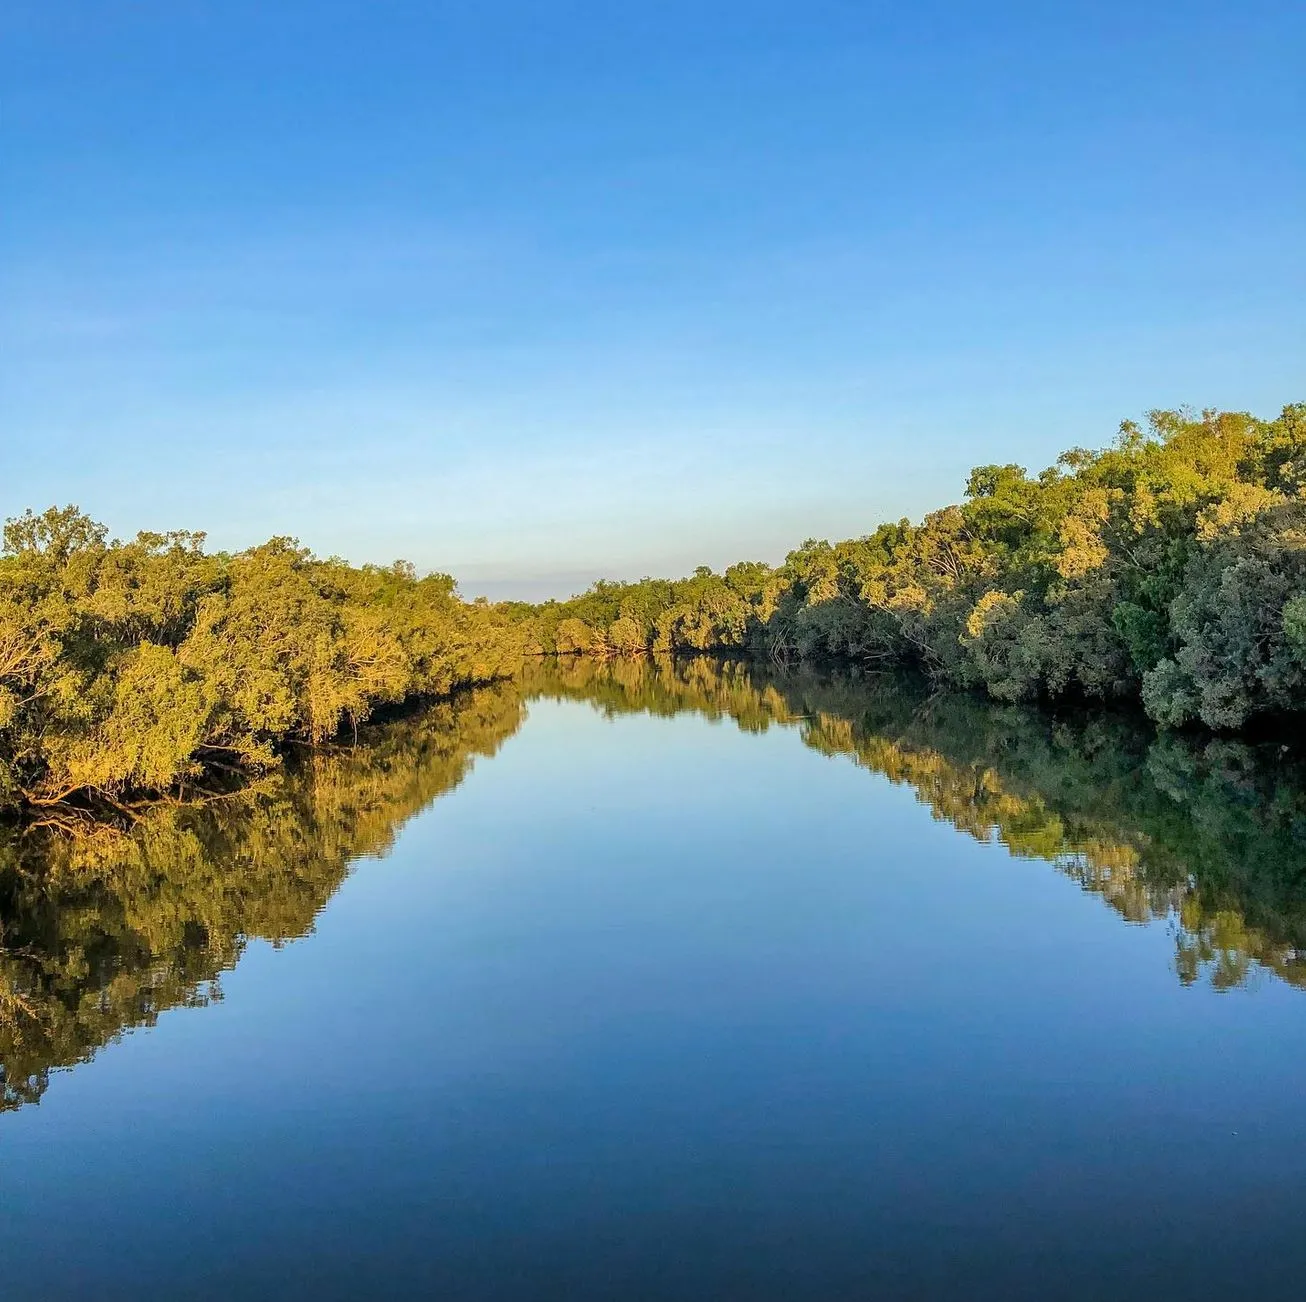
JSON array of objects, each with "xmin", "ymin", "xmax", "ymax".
[{"xmin": 2, "ymin": 1, "xmax": 1303, "ymax": 598}]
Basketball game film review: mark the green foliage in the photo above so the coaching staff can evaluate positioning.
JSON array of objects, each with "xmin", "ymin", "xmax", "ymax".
[
  {"xmin": 0, "ymin": 508, "xmax": 528, "ymax": 815},
  {"xmin": 1140, "ymin": 503, "xmax": 1306, "ymax": 728},
  {"xmin": 3, "ymin": 400, "xmax": 1303, "ymax": 819},
  {"xmin": 534, "ymin": 403, "xmax": 1306, "ymax": 729}
]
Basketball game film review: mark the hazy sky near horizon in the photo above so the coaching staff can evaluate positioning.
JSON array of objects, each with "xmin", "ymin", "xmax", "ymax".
[{"xmin": 3, "ymin": 1, "xmax": 1303, "ymax": 599}]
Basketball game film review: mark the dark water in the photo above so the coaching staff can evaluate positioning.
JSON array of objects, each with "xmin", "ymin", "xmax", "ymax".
[{"xmin": 4, "ymin": 659, "xmax": 1306, "ymax": 1301}]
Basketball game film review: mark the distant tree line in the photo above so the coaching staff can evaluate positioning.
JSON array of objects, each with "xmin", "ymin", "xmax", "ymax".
[
  {"xmin": 2, "ymin": 402, "xmax": 1303, "ymax": 819},
  {"xmin": 521, "ymin": 404, "xmax": 1306, "ymax": 731}
]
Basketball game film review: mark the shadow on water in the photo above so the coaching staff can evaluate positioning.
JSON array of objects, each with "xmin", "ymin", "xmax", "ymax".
[{"xmin": 4, "ymin": 657, "xmax": 1306, "ymax": 1110}]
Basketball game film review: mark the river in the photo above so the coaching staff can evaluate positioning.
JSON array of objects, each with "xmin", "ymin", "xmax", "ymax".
[{"xmin": 3, "ymin": 658, "xmax": 1306, "ymax": 1299}]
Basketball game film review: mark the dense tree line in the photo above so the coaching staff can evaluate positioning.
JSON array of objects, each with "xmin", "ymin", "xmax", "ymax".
[
  {"xmin": 3, "ymin": 402, "xmax": 1303, "ymax": 820},
  {"xmin": 528, "ymin": 404, "xmax": 1306, "ymax": 731},
  {"xmin": 0, "ymin": 506, "xmax": 528, "ymax": 818}
]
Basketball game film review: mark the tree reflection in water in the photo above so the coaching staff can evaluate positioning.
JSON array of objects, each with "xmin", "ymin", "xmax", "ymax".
[{"xmin": 4, "ymin": 659, "xmax": 1305, "ymax": 1112}]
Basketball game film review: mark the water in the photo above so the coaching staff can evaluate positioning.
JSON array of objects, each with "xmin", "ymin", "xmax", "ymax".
[{"xmin": 3, "ymin": 659, "xmax": 1306, "ymax": 1300}]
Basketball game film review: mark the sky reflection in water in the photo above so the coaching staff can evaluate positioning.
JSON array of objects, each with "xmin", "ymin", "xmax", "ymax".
[{"xmin": 3, "ymin": 659, "xmax": 1306, "ymax": 1300}]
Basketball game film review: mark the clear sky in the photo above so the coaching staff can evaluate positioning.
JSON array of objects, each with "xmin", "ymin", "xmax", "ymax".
[{"xmin": 2, "ymin": 1, "xmax": 1303, "ymax": 598}]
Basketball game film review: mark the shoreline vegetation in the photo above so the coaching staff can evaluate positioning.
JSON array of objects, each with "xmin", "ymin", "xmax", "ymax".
[
  {"xmin": 530, "ymin": 403, "xmax": 1306, "ymax": 730},
  {"xmin": 1, "ymin": 402, "xmax": 1304, "ymax": 823},
  {"xmin": 6, "ymin": 655, "xmax": 1306, "ymax": 1110}
]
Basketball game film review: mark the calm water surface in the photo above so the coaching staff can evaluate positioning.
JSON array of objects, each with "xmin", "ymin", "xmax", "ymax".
[{"xmin": 3, "ymin": 660, "xmax": 1306, "ymax": 1300}]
